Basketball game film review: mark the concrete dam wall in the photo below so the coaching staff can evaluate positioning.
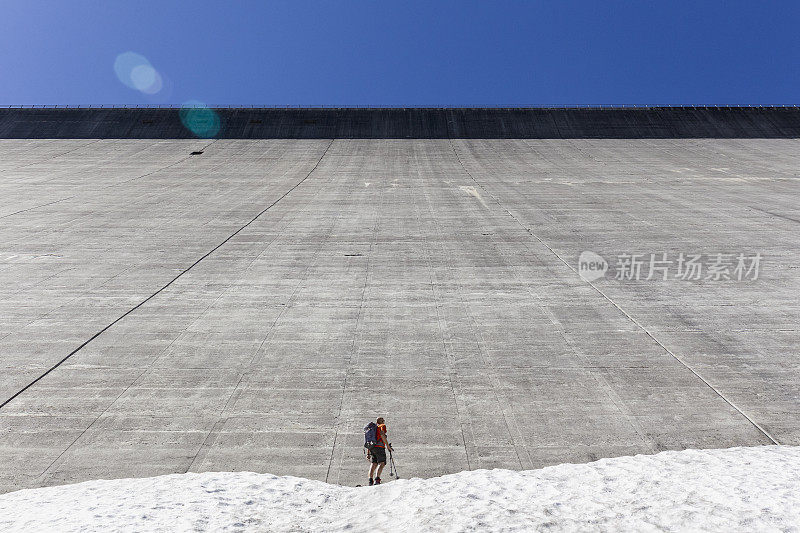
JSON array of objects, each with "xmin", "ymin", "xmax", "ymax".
[{"xmin": 0, "ymin": 108, "xmax": 798, "ymax": 493}]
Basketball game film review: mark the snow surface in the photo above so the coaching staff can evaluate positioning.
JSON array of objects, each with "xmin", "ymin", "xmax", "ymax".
[{"xmin": 1, "ymin": 446, "xmax": 799, "ymax": 532}]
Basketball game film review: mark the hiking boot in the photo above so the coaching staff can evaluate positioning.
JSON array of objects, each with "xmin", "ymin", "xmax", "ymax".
[
  {"xmin": 368, "ymin": 478, "xmax": 374, "ymax": 486},
  {"xmin": 375, "ymin": 477, "xmax": 381, "ymax": 485}
]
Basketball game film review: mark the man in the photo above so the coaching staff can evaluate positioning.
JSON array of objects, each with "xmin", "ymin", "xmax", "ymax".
[{"xmin": 367, "ymin": 417, "xmax": 392, "ymax": 485}]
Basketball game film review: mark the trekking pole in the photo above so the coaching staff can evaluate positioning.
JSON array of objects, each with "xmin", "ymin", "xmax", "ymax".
[{"xmin": 388, "ymin": 447, "xmax": 399, "ymax": 479}]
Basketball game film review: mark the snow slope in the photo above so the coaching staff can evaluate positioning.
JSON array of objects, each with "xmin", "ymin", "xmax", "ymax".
[{"xmin": 1, "ymin": 446, "xmax": 799, "ymax": 532}]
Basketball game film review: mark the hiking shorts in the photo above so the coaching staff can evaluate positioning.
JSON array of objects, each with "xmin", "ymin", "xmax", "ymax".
[{"xmin": 371, "ymin": 447, "xmax": 387, "ymax": 464}]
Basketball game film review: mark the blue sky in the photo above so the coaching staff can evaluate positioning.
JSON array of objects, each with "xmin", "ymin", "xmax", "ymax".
[{"xmin": 1, "ymin": 1, "xmax": 798, "ymax": 106}]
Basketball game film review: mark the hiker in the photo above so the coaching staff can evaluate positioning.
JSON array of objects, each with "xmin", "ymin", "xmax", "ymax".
[{"xmin": 365, "ymin": 417, "xmax": 392, "ymax": 486}]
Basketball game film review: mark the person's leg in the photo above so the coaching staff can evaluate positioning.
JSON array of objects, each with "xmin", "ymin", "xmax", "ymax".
[
  {"xmin": 369, "ymin": 454, "xmax": 378, "ymax": 485},
  {"xmin": 373, "ymin": 448, "xmax": 387, "ymax": 483}
]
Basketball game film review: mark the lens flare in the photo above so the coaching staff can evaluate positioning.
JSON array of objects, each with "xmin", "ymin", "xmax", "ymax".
[
  {"xmin": 179, "ymin": 101, "xmax": 221, "ymax": 138},
  {"xmin": 131, "ymin": 64, "xmax": 163, "ymax": 94},
  {"xmin": 114, "ymin": 52, "xmax": 163, "ymax": 95}
]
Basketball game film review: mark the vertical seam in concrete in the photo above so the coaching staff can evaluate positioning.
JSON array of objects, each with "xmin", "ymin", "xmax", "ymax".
[
  {"xmin": 448, "ymin": 139, "xmax": 781, "ymax": 447},
  {"xmin": 326, "ymin": 160, "xmax": 381, "ymax": 484},
  {"xmin": 419, "ymin": 147, "xmax": 533, "ymax": 469},
  {"xmin": 440, "ymin": 129, "xmax": 531, "ymax": 469},
  {"xmin": 414, "ymin": 160, "xmax": 475, "ymax": 471},
  {"xmin": 444, "ymin": 141, "xmax": 538, "ymax": 468}
]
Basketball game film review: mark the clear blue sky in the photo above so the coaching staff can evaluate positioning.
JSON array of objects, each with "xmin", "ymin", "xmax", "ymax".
[{"xmin": 2, "ymin": 0, "xmax": 798, "ymax": 106}]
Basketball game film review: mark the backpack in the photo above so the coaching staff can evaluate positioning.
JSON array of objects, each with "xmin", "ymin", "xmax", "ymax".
[{"xmin": 364, "ymin": 422, "xmax": 378, "ymax": 451}]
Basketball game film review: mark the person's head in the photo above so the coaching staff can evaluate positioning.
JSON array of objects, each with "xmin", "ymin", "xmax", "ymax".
[{"xmin": 376, "ymin": 417, "xmax": 385, "ymax": 425}]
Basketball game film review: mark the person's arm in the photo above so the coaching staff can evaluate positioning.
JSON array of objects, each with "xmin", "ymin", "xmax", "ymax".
[{"xmin": 380, "ymin": 427, "xmax": 392, "ymax": 451}]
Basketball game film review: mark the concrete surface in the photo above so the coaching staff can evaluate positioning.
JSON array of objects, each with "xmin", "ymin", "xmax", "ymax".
[
  {"xmin": 3, "ymin": 107, "xmax": 800, "ymax": 139},
  {"xmin": 1, "ymin": 134, "xmax": 799, "ymax": 493}
]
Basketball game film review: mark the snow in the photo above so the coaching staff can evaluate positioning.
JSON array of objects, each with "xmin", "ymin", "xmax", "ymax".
[{"xmin": 2, "ymin": 446, "xmax": 799, "ymax": 532}]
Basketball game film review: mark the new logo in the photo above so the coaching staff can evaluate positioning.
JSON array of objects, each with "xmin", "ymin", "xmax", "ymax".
[{"xmin": 578, "ymin": 251, "xmax": 608, "ymax": 281}]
